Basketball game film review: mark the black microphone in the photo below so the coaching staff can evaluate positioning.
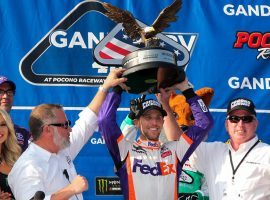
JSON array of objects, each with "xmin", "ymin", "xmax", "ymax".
[
  {"xmin": 30, "ymin": 191, "xmax": 45, "ymax": 200},
  {"xmin": 63, "ymin": 169, "xmax": 69, "ymax": 181}
]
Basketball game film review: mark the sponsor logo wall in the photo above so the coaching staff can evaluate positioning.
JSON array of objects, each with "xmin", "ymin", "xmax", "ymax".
[{"xmin": 1, "ymin": 0, "xmax": 269, "ymax": 199}]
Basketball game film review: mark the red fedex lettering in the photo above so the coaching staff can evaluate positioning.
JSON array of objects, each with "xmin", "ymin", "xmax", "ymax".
[
  {"xmin": 160, "ymin": 162, "xmax": 176, "ymax": 175},
  {"xmin": 234, "ymin": 32, "xmax": 270, "ymax": 48}
]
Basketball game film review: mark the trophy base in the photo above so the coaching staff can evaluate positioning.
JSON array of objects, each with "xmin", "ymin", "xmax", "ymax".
[{"xmin": 122, "ymin": 48, "xmax": 185, "ymax": 94}]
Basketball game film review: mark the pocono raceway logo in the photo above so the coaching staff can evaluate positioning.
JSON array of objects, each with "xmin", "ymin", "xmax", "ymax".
[
  {"xmin": 230, "ymin": 31, "xmax": 270, "ymax": 89},
  {"xmin": 234, "ymin": 31, "xmax": 270, "ymax": 60},
  {"xmin": 20, "ymin": 0, "xmax": 196, "ymax": 86}
]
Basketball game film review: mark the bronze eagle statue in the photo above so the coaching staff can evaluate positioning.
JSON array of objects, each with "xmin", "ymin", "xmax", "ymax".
[{"xmin": 102, "ymin": 0, "xmax": 183, "ymax": 47}]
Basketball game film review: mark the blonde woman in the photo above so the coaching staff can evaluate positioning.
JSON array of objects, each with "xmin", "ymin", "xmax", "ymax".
[{"xmin": 0, "ymin": 108, "xmax": 21, "ymax": 200}]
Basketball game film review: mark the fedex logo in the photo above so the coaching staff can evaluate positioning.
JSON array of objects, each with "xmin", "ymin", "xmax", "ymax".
[
  {"xmin": 148, "ymin": 141, "xmax": 159, "ymax": 147},
  {"xmin": 132, "ymin": 158, "xmax": 176, "ymax": 176}
]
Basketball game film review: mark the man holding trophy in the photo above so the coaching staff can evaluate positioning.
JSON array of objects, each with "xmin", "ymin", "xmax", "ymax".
[
  {"xmin": 98, "ymin": 77, "xmax": 213, "ymax": 199},
  {"xmin": 97, "ymin": 1, "xmax": 213, "ymax": 199}
]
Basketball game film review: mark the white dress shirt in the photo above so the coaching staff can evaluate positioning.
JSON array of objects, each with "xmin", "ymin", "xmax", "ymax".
[
  {"xmin": 8, "ymin": 107, "xmax": 97, "ymax": 200},
  {"xmin": 190, "ymin": 136, "xmax": 270, "ymax": 200}
]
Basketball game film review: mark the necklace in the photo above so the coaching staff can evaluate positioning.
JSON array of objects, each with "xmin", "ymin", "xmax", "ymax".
[{"xmin": 229, "ymin": 139, "xmax": 259, "ymax": 184}]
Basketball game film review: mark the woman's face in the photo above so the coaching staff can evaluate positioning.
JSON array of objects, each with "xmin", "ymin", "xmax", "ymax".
[{"xmin": 0, "ymin": 114, "xmax": 8, "ymax": 144}]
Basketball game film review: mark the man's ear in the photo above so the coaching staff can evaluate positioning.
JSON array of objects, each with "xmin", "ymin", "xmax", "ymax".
[
  {"xmin": 225, "ymin": 119, "xmax": 228, "ymax": 132},
  {"xmin": 42, "ymin": 124, "xmax": 54, "ymax": 137},
  {"xmin": 42, "ymin": 124, "xmax": 50, "ymax": 133},
  {"xmin": 254, "ymin": 117, "xmax": 259, "ymax": 129}
]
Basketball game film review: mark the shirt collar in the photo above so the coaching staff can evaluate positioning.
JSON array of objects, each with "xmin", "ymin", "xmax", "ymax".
[
  {"xmin": 228, "ymin": 135, "xmax": 258, "ymax": 153},
  {"xmin": 29, "ymin": 142, "xmax": 55, "ymax": 162}
]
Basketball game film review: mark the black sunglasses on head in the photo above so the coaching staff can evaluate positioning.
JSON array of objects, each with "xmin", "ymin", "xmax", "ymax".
[
  {"xmin": 48, "ymin": 120, "xmax": 71, "ymax": 129},
  {"xmin": 227, "ymin": 115, "xmax": 254, "ymax": 123}
]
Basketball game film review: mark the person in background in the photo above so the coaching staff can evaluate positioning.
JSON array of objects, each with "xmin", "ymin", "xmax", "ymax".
[
  {"xmin": 0, "ymin": 108, "xmax": 21, "ymax": 200},
  {"xmin": 168, "ymin": 89, "xmax": 214, "ymax": 200},
  {"xmin": 0, "ymin": 76, "xmax": 30, "ymax": 152},
  {"xmin": 98, "ymin": 78, "xmax": 213, "ymax": 200},
  {"xmin": 189, "ymin": 97, "xmax": 270, "ymax": 199},
  {"xmin": 8, "ymin": 69, "xmax": 127, "ymax": 200}
]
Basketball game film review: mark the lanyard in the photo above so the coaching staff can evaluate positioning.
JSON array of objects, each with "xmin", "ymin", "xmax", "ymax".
[{"xmin": 229, "ymin": 139, "xmax": 260, "ymax": 184}]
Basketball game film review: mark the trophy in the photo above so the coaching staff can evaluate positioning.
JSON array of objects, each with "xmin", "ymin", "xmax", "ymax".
[{"xmin": 103, "ymin": 0, "xmax": 187, "ymax": 94}]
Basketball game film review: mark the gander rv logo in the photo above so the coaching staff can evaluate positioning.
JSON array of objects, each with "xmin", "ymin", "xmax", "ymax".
[
  {"xmin": 96, "ymin": 177, "xmax": 122, "ymax": 196},
  {"xmin": 20, "ymin": 1, "xmax": 196, "ymax": 86}
]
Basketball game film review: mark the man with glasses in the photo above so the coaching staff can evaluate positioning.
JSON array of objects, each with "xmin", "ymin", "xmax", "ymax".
[
  {"xmin": 0, "ymin": 76, "xmax": 30, "ymax": 152},
  {"xmin": 188, "ymin": 97, "xmax": 270, "ymax": 199},
  {"xmin": 8, "ymin": 69, "xmax": 127, "ymax": 200}
]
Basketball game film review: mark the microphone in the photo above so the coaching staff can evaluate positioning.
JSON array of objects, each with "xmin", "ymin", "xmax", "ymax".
[
  {"xmin": 30, "ymin": 191, "xmax": 45, "ymax": 200},
  {"xmin": 63, "ymin": 169, "xmax": 69, "ymax": 181}
]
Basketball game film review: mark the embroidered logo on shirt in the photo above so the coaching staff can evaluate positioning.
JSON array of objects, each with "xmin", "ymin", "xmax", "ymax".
[
  {"xmin": 161, "ymin": 151, "xmax": 172, "ymax": 158},
  {"xmin": 179, "ymin": 170, "xmax": 193, "ymax": 183},
  {"xmin": 148, "ymin": 141, "xmax": 159, "ymax": 147},
  {"xmin": 132, "ymin": 145, "xmax": 147, "ymax": 155},
  {"xmin": 160, "ymin": 146, "xmax": 172, "ymax": 158},
  {"xmin": 198, "ymin": 99, "xmax": 208, "ymax": 112},
  {"xmin": 15, "ymin": 132, "xmax": 24, "ymax": 145},
  {"xmin": 66, "ymin": 156, "xmax": 72, "ymax": 165},
  {"xmin": 246, "ymin": 161, "xmax": 260, "ymax": 165}
]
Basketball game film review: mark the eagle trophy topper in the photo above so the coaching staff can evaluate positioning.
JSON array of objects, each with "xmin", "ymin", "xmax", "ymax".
[{"xmin": 102, "ymin": 0, "xmax": 186, "ymax": 94}]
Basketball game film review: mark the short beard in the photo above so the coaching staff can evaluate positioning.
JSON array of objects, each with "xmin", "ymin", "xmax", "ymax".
[{"xmin": 53, "ymin": 127, "xmax": 70, "ymax": 150}]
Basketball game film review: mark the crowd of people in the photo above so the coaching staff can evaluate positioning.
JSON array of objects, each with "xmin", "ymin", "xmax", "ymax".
[{"xmin": 0, "ymin": 70, "xmax": 270, "ymax": 200}]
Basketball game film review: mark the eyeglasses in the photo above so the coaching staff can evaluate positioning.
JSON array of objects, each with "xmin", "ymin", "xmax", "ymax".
[
  {"xmin": 48, "ymin": 120, "xmax": 71, "ymax": 129},
  {"xmin": 227, "ymin": 115, "xmax": 254, "ymax": 123},
  {"xmin": 0, "ymin": 89, "xmax": 14, "ymax": 97}
]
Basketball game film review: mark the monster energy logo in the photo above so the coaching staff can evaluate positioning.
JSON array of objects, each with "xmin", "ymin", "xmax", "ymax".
[
  {"xmin": 97, "ymin": 179, "xmax": 108, "ymax": 194},
  {"xmin": 96, "ymin": 177, "xmax": 122, "ymax": 196}
]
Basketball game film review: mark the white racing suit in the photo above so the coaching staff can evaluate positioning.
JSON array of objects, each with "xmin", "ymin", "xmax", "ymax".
[
  {"xmin": 121, "ymin": 116, "xmax": 209, "ymax": 200},
  {"xmin": 98, "ymin": 91, "xmax": 213, "ymax": 200}
]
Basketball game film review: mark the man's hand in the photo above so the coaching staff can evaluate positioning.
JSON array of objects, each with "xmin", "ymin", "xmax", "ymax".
[
  {"xmin": 51, "ymin": 175, "xmax": 88, "ymax": 200},
  {"xmin": 69, "ymin": 175, "xmax": 88, "ymax": 194},
  {"xmin": 155, "ymin": 88, "xmax": 171, "ymax": 111},
  {"xmin": 165, "ymin": 78, "xmax": 192, "ymax": 92},
  {"xmin": 0, "ymin": 191, "xmax": 11, "ymax": 200},
  {"xmin": 102, "ymin": 68, "xmax": 129, "ymax": 91}
]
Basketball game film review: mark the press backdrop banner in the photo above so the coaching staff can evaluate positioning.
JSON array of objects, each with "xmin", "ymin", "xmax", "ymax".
[{"xmin": 1, "ymin": 0, "xmax": 270, "ymax": 199}]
